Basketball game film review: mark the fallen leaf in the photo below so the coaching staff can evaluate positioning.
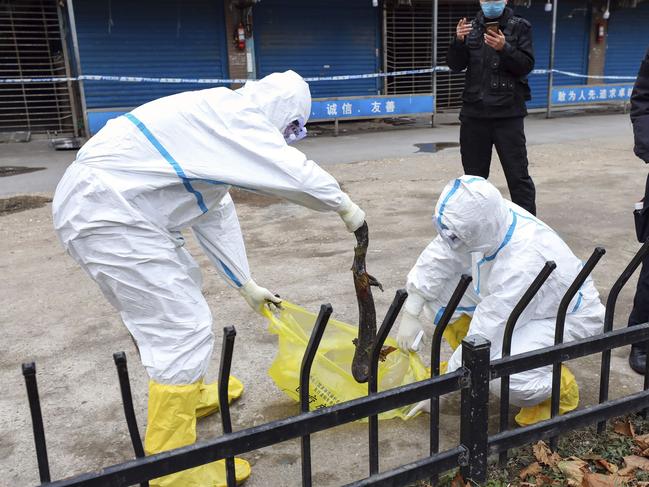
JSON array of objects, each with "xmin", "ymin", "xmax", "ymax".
[
  {"xmin": 583, "ymin": 453, "xmax": 605, "ymax": 461},
  {"xmin": 450, "ymin": 471, "xmax": 468, "ymax": 487},
  {"xmin": 558, "ymin": 459, "xmax": 587, "ymax": 486},
  {"xmin": 613, "ymin": 420, "xmax": 635, "ymax": 438},
  {"xmin": 596, "ymin": 458, "xmax": 619, "ymax": 474},
  {"xmin": 635, "ymin": 433, "xmax": 649, "ymax": 450},
  {"xmin": 533, "ymin": 441, "xmax": 562, "ymax": 467},
  {"xmin": 519, "ymin": 461, "xmax": 542, "ymax": 480},
  {"xmin": 619, "ymin": 455, "xmax": 649, "ymax": 475},
  {"xmin": 535, "ymin": 473, "xmax": 555, "ymax": 486},
  {"xmin": 583, "ymin": 472, "xmax": 629, "ymax": 487}
]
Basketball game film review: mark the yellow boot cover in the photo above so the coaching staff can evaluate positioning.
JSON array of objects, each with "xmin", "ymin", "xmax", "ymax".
[
  {"xmin": 514, "ymin": 366, "xmax": 579, "ymax": 427},
  {"xmin": 196, "ymin": 376, "xmax": 245, "ymax": 419},
  {"xmin": 442, "ymin": 314, "xmax": 471, "ymax": 351},
  {"xmin": 145, "ymin": 381, "xmax": 251, "ymax": 487}
]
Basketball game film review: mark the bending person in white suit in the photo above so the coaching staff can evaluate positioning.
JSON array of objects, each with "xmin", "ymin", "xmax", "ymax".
[{"xmin": 52, "ymin": 70, "xmax": 365, "ymax": 486}]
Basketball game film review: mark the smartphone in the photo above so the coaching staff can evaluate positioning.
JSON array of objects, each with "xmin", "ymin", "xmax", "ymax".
[{"xmin": 485, "ymin": 21, "xmax": 499, "ymax": 34}]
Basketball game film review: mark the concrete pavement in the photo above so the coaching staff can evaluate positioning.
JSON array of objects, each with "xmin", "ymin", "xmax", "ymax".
[{"xmin": 0, "ymin": 111, "xmax": 634, "ymax": 197}]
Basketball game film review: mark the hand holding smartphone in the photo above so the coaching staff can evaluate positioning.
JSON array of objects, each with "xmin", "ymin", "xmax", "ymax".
[{"xmin": 485, "ymin": 21, "xmax": 499, "ymax": 35}]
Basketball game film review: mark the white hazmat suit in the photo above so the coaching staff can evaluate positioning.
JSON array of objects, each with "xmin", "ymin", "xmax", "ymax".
[
  {"xmin": 398, "ymin": 176, "xmax": 604, "ymax": 416},
  {"xmin": 52, "ymin": 71, "xmax": 365, "ymax": 486}
]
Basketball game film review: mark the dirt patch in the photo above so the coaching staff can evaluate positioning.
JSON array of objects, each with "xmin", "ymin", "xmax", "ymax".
[
  {"xmin": 425, "ymin": 416, "xmax": 649, "ymax": 487},
  {"xmin": 0, "ymin": 195, "xmax": 51, "ymax": 215}
]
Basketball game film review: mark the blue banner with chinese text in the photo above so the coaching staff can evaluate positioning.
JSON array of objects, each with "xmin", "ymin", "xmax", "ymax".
[
  {"xmin": 311, "ymin": 95, "xmax": 434, "ymax": 120},
  {"xmin": 551, "ymin": 84, "xmax": 633, "ymax": 105}
]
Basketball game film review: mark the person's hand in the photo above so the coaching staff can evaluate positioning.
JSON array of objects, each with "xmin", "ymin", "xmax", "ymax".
[
  {"xmin": 239, "ymin": 278, "xmax": 282, "ymax": 315},
  {"xmin": 396, "ymin": 311, "xmax": 424, "ymax": 352},
  {"xmin": 338, "ymin": 196, "xmax": 366, "ymax": 233},
  {"xmin": 456, "ymin": 18, "xmax": 472, "ymax": 41},
  {"xmin": 484, "ymin": 28, "xmax": 506, "ymax": 51}
]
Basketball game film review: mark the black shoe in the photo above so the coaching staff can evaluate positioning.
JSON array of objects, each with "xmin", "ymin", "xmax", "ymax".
[{"xmin": 629, "ymin": 345, "xmax": 647, "ymax": 374}]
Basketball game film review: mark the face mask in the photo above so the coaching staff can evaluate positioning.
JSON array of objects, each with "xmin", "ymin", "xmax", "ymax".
[
  {"xmin": 283, "ymin": 119, "xmax": 307, "ymax": 144},
  {"xmin": 435, "ymin": 218, "xmax": 466, "ymax": 251},
  {"xmin": 481, "ymin": 0, "xmax": 506, "ymax": 19}
]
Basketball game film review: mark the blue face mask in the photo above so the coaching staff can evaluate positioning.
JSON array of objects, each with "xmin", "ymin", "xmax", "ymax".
[{"xmin": 481, "ymin": 0, "xmax": 506, "ymax": 19}]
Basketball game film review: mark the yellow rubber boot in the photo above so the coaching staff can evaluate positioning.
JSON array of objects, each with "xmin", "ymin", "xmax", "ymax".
[
  {"xmin": 146, "ymin": 380, "xmax": 251, "ymax": 486},
  {"xmin": 514, "ymin": 366, "xmax": 579, "ymax": 427},
  {"xmin": 442, "ymin": 314, "xmax": 471, "ymax": 351},
  {"xmin": 196, "ymin": 376, "xmax": 245, "ymax": 419}
]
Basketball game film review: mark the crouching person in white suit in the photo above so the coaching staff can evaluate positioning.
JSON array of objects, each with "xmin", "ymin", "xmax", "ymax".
[{"xmin": 397, "ymin": 176, "xmax": 604, "ymax": 425}]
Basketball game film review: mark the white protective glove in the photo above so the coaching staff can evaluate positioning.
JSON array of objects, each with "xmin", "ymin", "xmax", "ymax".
[
  {"xmin": 338, "ymin": 194, "xmax": 366, "ymax": 233},
  {"xmin": 406, "ymin": 399, "xmax": 431, "ymax": 418},
  {"xmin": 397, "ymin": 311, "xmax": 424, "ymax": 352},
  {"xmin": 239, "ymin": 278, "xmax": 282, "ymax": 314},
  {"xmin": 396, "ymin": 292, "xmax": 426, "ymax": 352}
]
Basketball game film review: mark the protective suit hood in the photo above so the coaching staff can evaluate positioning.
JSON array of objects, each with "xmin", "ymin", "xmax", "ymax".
[
  {"xmin": 434, "ymin": 176, "xmax": 511, "ymax": 254},
  {"xmin": 237, "ymin": 70, "xmax": 311, "ymax": 131}
]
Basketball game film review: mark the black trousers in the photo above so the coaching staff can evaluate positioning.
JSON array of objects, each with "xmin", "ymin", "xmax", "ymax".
[
  {"xmin": 629, "ymin": 174, "xmax": 649, "ymax": 335},
  {"xmin": 459, "ymin": 115, "xmax": 537, "ymax": 215}
]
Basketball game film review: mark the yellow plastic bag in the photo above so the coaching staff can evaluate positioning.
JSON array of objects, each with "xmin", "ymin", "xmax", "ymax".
[{"xmin": 264, "ymin": 301, "xmax": 429, "ymax": 420}]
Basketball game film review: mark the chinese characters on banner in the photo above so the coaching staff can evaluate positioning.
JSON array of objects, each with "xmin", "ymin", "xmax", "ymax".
[
  {"xmin": 311, "ymin": 95, "xmax": 434, "ymax": 120},
  {"xmin": 552, "ymin": 84, "xmax": 634, "ymax": 105}
]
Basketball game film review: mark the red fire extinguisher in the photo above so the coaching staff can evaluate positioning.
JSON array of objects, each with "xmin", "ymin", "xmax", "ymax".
[
  {"xmin": 236, "ymin": 22, "xmax": 246, "ymax": 50},
  {"xmin": 596, "ymin": 21, "xmax": 606, "ymax": 43}
]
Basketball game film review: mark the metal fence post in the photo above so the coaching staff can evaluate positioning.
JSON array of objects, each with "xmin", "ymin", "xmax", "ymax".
[
  {"xmin": 550, "ymin": 247, "xmax": 605, "ymax": 449},
  {"xmin": 430, "ymin": 274, "xmax": 472, "ymax": 459},
  {"xmin": 499, "ymin": 261, "xmax": 556, "ymax": 467},
  {"xmin": 368, "ymin": 289, "xmax": 408, "ymax": 475},
  {"xmin": 645, "ymin": 340, "xmax": 649, "ymax": 419},
  {"xmin": 219, "ymin": 326, "xmax": 237, "ymax": 487},
  {"xmin": 299, "ymin": 304, "xmax": 333, "ymax": 487},
  {"xmin": 113, "ymin": 352, "xmax": 149, "ymax": 487},
  {"xmin": 459, "ymin": 336, "xmax": 491, "ymax": 483},
  {"xmin": 22, "ymin": 362, "xmax": 51, "ymax": 484},
  {"xmin": 598, "ymin": 240, "xmax": 649, "ymax": 433}
]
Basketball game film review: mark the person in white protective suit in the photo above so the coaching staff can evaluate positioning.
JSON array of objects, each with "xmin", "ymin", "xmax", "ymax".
[
  {"xmin": 396, "ymin": 175, "xmax": 605, "ymax": 425},
  {"xmin": 52, "ymin": 71, "xmax": 366, "ymax": 486}
]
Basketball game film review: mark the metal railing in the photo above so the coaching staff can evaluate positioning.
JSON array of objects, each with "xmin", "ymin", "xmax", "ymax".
[{"xmin": 21, "ymin": 241, "xmax": 649, "ymax": 486}]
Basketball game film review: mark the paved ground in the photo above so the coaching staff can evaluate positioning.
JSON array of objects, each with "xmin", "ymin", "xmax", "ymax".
[
  {"xmin": 0, "ymin": 111, "xmax": 633, "ymax": 196},
  {"xmin": 1, "ymin": 111, "xmax": 647, "ymax": 486}
]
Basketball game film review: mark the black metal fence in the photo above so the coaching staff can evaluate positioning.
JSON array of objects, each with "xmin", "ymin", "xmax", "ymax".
[{"xmin": 21, "ymin": 240, "xmax": 649, "ymax": 487}]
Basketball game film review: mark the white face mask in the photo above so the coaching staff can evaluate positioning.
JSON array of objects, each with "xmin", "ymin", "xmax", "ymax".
[
  {"xmin": 436, "ymin": 218, "xmax": 468, "ymax": 251},
  {"xmin": 440, "ymin": 228, "xmax": 464, "ymax": 250},
  {"xmin": 283, "ymin": 118, "xmax": 307, "ymax": 144}
]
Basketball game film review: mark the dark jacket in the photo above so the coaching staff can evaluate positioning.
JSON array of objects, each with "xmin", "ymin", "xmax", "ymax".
[
  {"xmin": 446, "ymin": 7, "xmax": 534, "ymax": 118},
  {"xmin": 632, "ymin": 48, "xmax": 649, "ymax": 164}
]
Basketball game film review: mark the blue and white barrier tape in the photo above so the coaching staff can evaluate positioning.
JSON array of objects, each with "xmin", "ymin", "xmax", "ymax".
[{"xmin": 0, "ymin": 67, "xmax": 637, "ymax": 84}]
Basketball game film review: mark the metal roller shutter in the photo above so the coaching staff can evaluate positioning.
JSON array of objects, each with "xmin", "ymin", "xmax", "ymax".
[
  {"xmin": 253, "ymin": 0, "xmax": 381, "ymax": 98},
  {"xmin": 74, "ymin": 0, "xmax": 228, "ymax": 109},
  {"xmin": 384, "ymin": 0, "xmax": 475, "ymax": 110},
  {"xmin": 515, "ymin": 0, "xmax": 590, "ymax": 108},
  {"xmin": 0, "ymin": 0, "xmax": 77, "ymax": 134},
  {"xmin": 436, "ymin": 1, "xmax": 480, "ymax": 109},
  {"xmin": 604, "ymin": 1, "xmax": 649, "ymax": 82}
]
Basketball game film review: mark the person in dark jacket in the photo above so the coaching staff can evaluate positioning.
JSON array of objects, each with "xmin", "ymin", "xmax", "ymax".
[
  {"xmin": 447, "ymin": 0, "xmax": 536, "ymax": 215},
  {"xmin": 628, "ymin": 48, "xmax": 649, "ymax": 374}
]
